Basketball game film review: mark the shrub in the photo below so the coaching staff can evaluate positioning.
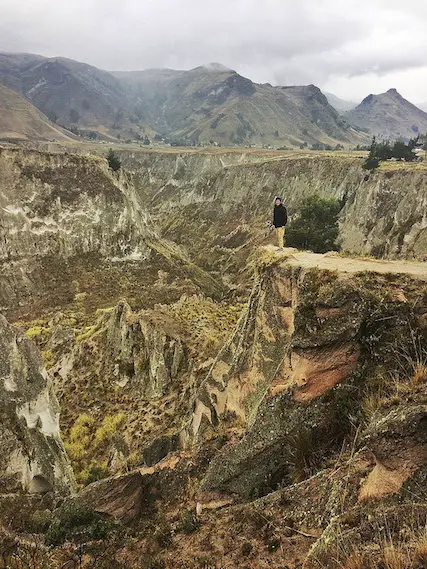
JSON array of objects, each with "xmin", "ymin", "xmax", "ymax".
[
  {"xmin": 107, "ymin": 149, "xmax": 121, "ymax": 172},
  {"xmin": 25, "ymin": 325, "xmax": 48, "ymax": 339},
  {"xmin": 94, "ymin": 413, "xmax": 126, "ymax": 447},
  {"xmin": 286, "ymin": 195, "xmax": 341, "ymax": 253},
  {"xmin": 363, "ymin": 135, "xmax": 421, "ymax": 170},
  {"xmin": 27, "ymin": 509, "xmax": 53, "ymax": 533},
  {"xmin": 414, "ymin": 527, "xmax": 427, "ymax": 566},
  {"xmin": 287, "ymin": 427, "xmax": 317, "ymax": 483},
  {"xmin": 41, "ymin": 349, "xmax": 54, "ymax": 368},
  {"xmin": 65, "ymin": 413, "xmax": 126, "ymax": 486}
]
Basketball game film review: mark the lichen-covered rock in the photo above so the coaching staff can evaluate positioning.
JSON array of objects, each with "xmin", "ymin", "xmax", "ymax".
[{"xmin": 0, "ymin": 315, "xmax": 75, "ymax": 495}]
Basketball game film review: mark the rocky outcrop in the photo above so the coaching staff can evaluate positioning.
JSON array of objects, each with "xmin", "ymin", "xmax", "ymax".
[
  {"xmin": 194, "ymin": 250, "xmax": 427, "ymax": 497},
  {"xmin": 0, "ymin": 146, "xmax": 150, "ymax": 317},
  {"xmin": 104, "ymin": 300, "xmax": 191, "ymax": 400},
  {"xmin": 0, "ymin": 315, "xmax": 75, "ymax": 495},
  {"xmin": 77, "ymin": 451, "xmax": 196, "ymax": 523},
  {"xmin": 50, "ymin": 300, "xmax": 203, "ymax": 476},
  {"xmin": 339, "ymin": 167, "xmax": 427, "ymax": 258}
]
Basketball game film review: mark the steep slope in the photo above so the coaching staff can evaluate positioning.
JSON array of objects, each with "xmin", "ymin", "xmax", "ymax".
[
  {"xmin": 0, "ymin": 147, "xmax": 223, "ymax": 322},
  {"xmin": 0, "ymin": 52, "xmax": 130, "ymax": 136},
  {"xmin": 0, "ymin": 82, "xmax": 72, "ymax": 141},
  {"xmin": 345, "ymin": 88, "xmax": 427, "ymax": 140},
  {"xmin": 119, "ymin": 148, "xmax": 427, "ymax": 264},
  {"xmin": 0, "ymin": 145, "xmax": 426, "ymax": 568}
]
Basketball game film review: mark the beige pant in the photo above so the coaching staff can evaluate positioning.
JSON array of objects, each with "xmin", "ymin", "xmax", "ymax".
[{"xmin": 276, "ymin": 227, "xmax": 285, "ymax": 249}]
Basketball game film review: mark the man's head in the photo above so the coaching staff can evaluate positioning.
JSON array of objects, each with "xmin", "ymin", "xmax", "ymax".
[{"xmin": 275, "ymin": 197, "xmax": 282, "ymax": 206}]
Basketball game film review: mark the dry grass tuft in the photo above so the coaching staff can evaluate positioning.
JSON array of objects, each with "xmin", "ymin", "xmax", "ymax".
[
  {"xmin": 362, "ymin": 391, "xmax": 387, "ymax": 420},
  {"xmin": 340, "ymin": 549, "xmax": 367, "ymax": 569},
  {"xmin": 413, "ymin": 527, "xmax": 427, "ymax": 566},
  {"xmin": 383, "ymin": 542, "xmax": 411, "ymax": 569},
  {"xmin": 411, "ymin": 362, "xmax": 427, "ymax": 386}
]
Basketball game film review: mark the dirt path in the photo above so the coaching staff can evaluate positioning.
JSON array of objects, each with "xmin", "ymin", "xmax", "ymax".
[{"xmin": 263, "ymin": 246, "xmax": 427, "ymax": 281}]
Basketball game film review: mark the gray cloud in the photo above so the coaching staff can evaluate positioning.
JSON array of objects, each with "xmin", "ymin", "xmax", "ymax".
[{"xmin": 1, "ymin": 0, "xmax": 426, "ymax": 103}]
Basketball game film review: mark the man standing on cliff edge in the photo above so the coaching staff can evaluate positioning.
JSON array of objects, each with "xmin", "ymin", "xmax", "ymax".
[{"xmin": 272, "ymin": 196, "xmax": 288, "ymax": 251}]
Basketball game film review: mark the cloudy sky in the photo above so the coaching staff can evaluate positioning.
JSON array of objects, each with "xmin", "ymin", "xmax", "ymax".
[{"xmin": 1, "ymin": 0, "xmax": 427, "ymax": 104}]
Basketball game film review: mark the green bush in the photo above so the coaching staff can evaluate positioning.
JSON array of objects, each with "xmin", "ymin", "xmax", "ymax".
[
  {"xmin": 180, "ymin": 509, "xmax": 200, "ymax": 534},
  {"xmin": 107, "ymin": 149, "xmax": 121, "ymax": 172},
  {"xmin": 286, "ymin": 195, "xmax": 340, "ymax": 253}
]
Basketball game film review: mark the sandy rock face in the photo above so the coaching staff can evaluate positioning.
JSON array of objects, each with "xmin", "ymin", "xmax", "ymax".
[
  {"xmin": 0, "ymin": 147, "xmax": 148, "ymax": 263},
  {"xmin": 0, "ymin": 147, "xmax": 151, "ymax": 315},
  {"xmin": 0, "ymin": 315, "xmax": 75, "ymax": 495}
]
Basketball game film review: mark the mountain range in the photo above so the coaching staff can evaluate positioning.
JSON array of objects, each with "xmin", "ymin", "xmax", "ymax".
[
  {"xmin": 0, "ymin": 53, "xmax": 366, "ymax": 147},
  {"xmin": 0, "ymin": 52, "xmax": 426, "ymax": 146}
]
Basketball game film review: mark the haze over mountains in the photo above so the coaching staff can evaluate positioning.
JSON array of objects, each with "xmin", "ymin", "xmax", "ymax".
[
  {"xmin": 0, "ymin": 52, "xmax": 426, "ymax": 146},
  {"xmin": 324, "ymin": 92, "xmax": 357, "ymax": 112}
]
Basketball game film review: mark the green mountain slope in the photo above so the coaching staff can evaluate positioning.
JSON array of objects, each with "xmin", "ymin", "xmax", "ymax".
[
  {"xmin": 114, "ymin": 65, "xmax": 367, "ymax": 146},
  {"xmin": 0, "ymin": 52, "xmax": 131, "ymax": 137}
]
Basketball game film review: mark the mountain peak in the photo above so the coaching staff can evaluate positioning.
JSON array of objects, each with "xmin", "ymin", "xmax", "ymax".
[
  {"xmin": 386, "ymin": 88, "xmax": 404, "ymax": 100},
  {"xmin": 346, "ymin": 87, "xmax": 427, "ymax": 139}
]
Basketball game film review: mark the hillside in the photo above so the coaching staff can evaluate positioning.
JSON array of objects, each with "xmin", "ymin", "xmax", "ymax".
[
  {"xmin": 0, "ymin": 82, "xmax": 73, "ymax": 141},
  {"xmin": 345, "ymin": 88, "xmax": 427, "ymax": 140},
  {"xmin": 0, "ymin": 146, "xmax": 426, "ymax": 568}
]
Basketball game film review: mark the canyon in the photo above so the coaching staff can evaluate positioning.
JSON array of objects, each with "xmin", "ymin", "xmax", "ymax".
[{"xmin": 0, "ymin": 144, "xmax": 426, "ymax": 569}]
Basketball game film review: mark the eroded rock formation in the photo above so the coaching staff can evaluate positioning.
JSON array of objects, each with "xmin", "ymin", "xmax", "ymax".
[{"xmin": 0, "ymin": 315, "xmax": 75, "ymax": 495}]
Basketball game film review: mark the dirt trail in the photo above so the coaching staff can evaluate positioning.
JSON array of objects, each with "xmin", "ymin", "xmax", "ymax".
[{"xmin": 264, "ymin": 246, "xmax": 427, "ymax": 281}]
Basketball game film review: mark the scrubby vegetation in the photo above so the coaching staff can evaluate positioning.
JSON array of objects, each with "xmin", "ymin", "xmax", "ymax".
[
  {"xmin": 107, "ymin": 148, "xmax": 121, "ymax": 172},
  {"xmin": 65, "ymin": 413, "xmax": 127, "ymax": 486},
  {"xmin": 286, "ymin": 195, "xmax": 341, "ymax": 253}
]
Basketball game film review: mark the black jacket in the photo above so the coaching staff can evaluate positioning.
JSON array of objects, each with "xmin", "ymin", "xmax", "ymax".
[{"xmin": 273, "ymin": 204, "xmax": 288, "ymax": 228}]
